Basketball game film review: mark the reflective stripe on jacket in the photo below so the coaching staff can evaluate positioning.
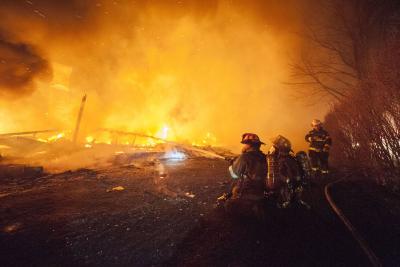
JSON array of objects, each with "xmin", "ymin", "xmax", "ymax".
[
  {"xmin": 230, "ymin": 149, "xmax": 267, "ymax": 199},
  {"xmin": 305, "ymin": 128, "xmax": 332, "ymax": 152}
]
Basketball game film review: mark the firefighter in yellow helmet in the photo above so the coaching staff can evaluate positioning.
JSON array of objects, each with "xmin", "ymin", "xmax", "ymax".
[
  {"xmin": 305, "ymin": 119, "xmax": 332, "ymax": 175},
  {"xmin": 221, "ymin": 133, "xmax": 267, "ymax": 219}
]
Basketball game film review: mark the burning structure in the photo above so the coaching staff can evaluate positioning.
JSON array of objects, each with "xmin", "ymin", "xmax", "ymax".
[{"xmin": 0, "ymin": 0, "xmax": 329, "ymax": 156}]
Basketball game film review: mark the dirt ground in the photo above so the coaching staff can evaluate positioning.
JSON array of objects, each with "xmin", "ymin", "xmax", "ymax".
[
  {"xmin": 0, "ymin": 158, "xmax": 230, "ymax": 266},
  {"xmin": 0, "ymin": 157, "xmax": 393, "ymax": 266}
]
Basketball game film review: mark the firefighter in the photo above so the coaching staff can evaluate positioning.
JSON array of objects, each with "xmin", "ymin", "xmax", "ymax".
[
  {"xmin": 305, "ymin": 119, "xmax": 332, "ymax": 175},
  {"xmin": 268, "ymin": 135, "xmax": 310, "ymax": 209},
  {"xmin": 222, "ymin": 133, "xmax": 267, "ymax": 219}
]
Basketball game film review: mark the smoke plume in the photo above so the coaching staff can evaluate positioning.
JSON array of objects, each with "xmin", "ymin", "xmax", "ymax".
[{"xmin": 0, "ymin": 35, "xmax": 51, "ymax": 96}]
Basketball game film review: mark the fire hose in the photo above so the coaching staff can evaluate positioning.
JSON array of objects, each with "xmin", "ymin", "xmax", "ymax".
[{"xmin": 325, "ymin": 178, "xmax": 382, "ymax": 267}]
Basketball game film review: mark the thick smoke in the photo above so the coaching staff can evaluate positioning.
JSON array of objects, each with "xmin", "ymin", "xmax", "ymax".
[{"xmin": 0, "ymin": 35, "xmax": 51, "ymax": 96}]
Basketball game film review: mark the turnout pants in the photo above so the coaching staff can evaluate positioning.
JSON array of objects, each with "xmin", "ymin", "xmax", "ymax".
[{"xmin": 308, "ymin": 150, "xmax": 329, "ymax": 173}]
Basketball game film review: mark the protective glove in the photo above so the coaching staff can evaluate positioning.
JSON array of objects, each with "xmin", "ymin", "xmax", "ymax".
[{"xmin": 217, "ymin": 193, "xmax": 228, "ymax": 201}]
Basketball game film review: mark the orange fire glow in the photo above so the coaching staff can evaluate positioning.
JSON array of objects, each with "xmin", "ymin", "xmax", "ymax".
[{"xmin": 0, "ymin": 1, "xmax": 329, "ymax": 152}]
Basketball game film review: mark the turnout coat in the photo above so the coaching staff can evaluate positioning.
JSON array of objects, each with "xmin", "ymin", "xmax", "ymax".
[{"xmin": 229, "ymin": 149, "xmax": 267, "ymax": 201}]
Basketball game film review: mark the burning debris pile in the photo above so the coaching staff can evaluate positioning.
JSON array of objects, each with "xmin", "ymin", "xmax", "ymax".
[{"xmin": 0, "ymin": 127, "xmax": 233, "ymax": 174}]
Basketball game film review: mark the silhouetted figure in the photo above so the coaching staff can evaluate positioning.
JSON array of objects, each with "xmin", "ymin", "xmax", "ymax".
[
  {"xmin": 305, "ymin": 119, "xmax": 332, "ymax": 176},
  {"xmin": 268, "ymin": 135, "xmax": 310, "ymax": 209},
  {"xmin": 221, "ymin": 133, "xmax": 267, "ymax": 219}
]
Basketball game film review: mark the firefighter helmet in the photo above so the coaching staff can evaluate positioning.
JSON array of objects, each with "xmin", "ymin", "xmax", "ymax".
[
  {"xmin": 311, "ymin": 119, "xmax": 322, "ymax": 127},
  {"xmin": 270, "ymin": 135, "xmax": 292, "ymax": 152},
  {"xmin": 241, "ymin": 133, "xmax": 265, "ymax": 145}
]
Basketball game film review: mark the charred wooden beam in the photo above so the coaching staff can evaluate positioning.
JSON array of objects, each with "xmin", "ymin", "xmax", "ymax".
[
  {"xmin": 73, "ymin": 94, "xmax": 87, "ymax": 144},
  {"xmin": 96, "ymin": 128, "xmax": 169, "ymax": 143},
  {"xmin": 0, "ymin": 130, "xmax": 59, "ymax": 137}
]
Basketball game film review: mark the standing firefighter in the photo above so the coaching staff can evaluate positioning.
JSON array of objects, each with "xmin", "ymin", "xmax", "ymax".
[
  {"xmin": 223, "ymin": 133, "xmax": 267, "ymax": 219},
  {"xmin": 305, "ymin": 119, "xmax": 332, "ymax": 175}
]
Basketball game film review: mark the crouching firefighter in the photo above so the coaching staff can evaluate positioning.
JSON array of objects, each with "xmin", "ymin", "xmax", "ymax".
[
  {"xmin": 218, "ymin": 133, "xmax": 267, "ymax": 219},
  {"xmin": 267, "ymin": 135, "xmax": 310, "ymax": 209},
  {"xmin": 305, "ymin": 119, "xmax": 332, "ymax": 176}
]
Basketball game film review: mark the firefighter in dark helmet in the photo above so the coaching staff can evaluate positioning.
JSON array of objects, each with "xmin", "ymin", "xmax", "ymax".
[
  {"xmin": 268, "ymin": 135, "xmax": 310, "ymax": 209},
  {"xmin": 305, "ymin": 119, "xmax": 332, "ymax": 175},
  {"xmin": 222, "ymin": 133, "xmax": 267, "ymax": 218}
]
